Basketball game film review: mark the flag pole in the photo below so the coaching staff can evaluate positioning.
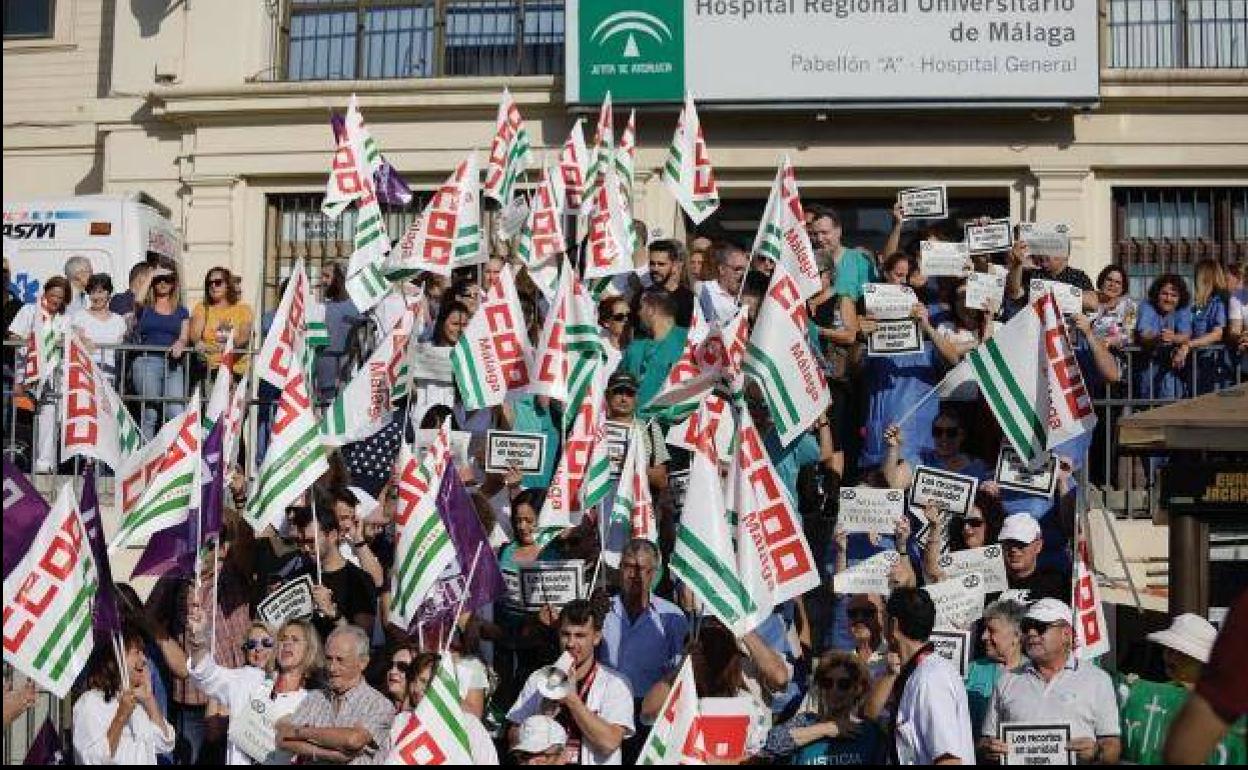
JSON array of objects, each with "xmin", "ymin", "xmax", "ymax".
[
  {"xmin": 210, "ymin": 539, "xmax": 221, "ymax": 660},
  {"xmin": 442, "ymin": 543, "xmax": 484, "ymax": 656},
  {"xmin": 113, "ymin": 631, "xmax": 131, "ymax": 691},
  {"xmin": 891, "ymin": 367, "xmax": 956, "ymax": 428},
  {"xmin": 311, "ymin": 494, "xmax": 323, "ymax": 586}
]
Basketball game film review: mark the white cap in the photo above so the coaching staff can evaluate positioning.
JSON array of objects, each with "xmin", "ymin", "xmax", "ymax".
[
  {"xmin": 1026, "ymin": 598, "xmax": 1073, "ymax": 625},
  {"xmin": 999, "ymin": 514, "xmax": 1042, "ymax": 545},
  {"xmin": 1147, "ymin": 613, "xmax": 1218, "ymax": 664},
  {"xmin": 514, "ymin": 715, "xmax": 567, "ymax": 754}
]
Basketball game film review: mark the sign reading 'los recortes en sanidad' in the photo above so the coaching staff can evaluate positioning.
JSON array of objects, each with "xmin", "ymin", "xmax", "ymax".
[{"xmin": 566, "ymin": 1, "xmax": 1098, "ymax": 105}]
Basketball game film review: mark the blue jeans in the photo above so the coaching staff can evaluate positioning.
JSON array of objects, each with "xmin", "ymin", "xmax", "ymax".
[{"xmin": 132, "ymin": 355, "xmax": 186, "ymax": 440}]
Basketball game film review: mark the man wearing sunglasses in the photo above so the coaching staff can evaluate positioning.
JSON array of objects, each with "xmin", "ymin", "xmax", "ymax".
[
  {"xmin": 979, "ymin": 599, "xmax": 1122, "ymax": 765},
  {"xmin": 999, "ymin": 514, "xmax": 1071, "ymax": 604}
]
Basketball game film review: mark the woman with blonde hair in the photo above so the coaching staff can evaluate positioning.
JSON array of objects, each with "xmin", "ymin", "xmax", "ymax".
[
  {"xmin": 761, "ymin": 650, "xmax": 885, "ymax": 764},
  {"xmin": 1179, "ymin": 258, "xmax": 1232, "ymax": 393}
]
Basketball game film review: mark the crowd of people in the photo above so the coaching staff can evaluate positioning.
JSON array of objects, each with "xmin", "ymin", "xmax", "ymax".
[{"xmin": 2, "ymin": 197, "xmax": 1246, "ymax": 766}]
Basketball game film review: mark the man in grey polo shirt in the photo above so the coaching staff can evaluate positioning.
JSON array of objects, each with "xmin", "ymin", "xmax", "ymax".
[{"xmin": 979, "ymin": 599, "xmax": 1122, "ymax": 765}]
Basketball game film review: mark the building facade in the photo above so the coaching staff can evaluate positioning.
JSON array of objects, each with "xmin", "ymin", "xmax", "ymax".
[{"xmin": 4, "ymin": 0, "xmax": 1247, "ymax": 311}]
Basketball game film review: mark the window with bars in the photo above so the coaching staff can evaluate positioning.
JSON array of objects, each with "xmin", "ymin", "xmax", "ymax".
[
  {"xmin": 283, "ymin": 0, "xmax": 564, "ymax": 81},
  {"xmin": 1108, "ymin": 0, "xmax": 1248, "ymax": 68},
  {"xmin": 1112, "ymin": 187, "xmax": 1248, "ymax": 295},
  {"xmin": 2, "ymin": 0, "xmax": 54, "ymax": 39}
]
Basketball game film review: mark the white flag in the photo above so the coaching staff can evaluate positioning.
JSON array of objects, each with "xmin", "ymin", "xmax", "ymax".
[
  {"xmin": 663, "ymin": 93, "xmax": 720, "ymax": 225},
  {"xmin": 637, "ymin": 657, "xmax": 702, "ymax": 765},
  {"xmin": 483, "ymin": 88, "xmax": 533, "ymax": 205},
  {"xmin": 387, "ymin": 658, "xmax": 474, "ymax": 764},
  {"xmin": 390, "ymin": 153, "xmax": 482, "ymax": 277},
  {"xmin": 390, "ymin": 423, "xmax": 455, "ymax": 629},
  {"xmin": 752, "ymin": 157, "xmax": 820, "ymax": 300},
  {"xmin": 451, "ymin": 264, "xmax": 533, "ymax": 410}
]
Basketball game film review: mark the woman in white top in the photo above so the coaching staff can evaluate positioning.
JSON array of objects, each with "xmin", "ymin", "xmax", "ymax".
[
  {"xmin": 70, "ymin": 273, "xmax": 128, "ymax": 384},
  {"xmin": 388, "ymin": 652, "xmax": 498, "ymax": 764},
  {"xmin": 8, "ymin": 276, "xmax": 71, "ymax": 473},
  {"xmin": 72, "ymin": 630, "xmax": 176, "ymax": 765},
  {"xmin": 185, "ymin": 612, "xmax": 320, "ymax": 765}
]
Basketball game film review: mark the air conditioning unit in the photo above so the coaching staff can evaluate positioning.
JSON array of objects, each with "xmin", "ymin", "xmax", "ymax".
[{"xmin": 154, "ymin": 56, "xmax": 182, "ymax": 84}]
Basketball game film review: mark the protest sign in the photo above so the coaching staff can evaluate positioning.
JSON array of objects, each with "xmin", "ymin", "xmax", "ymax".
[
  {"xmin": 863, "ymin": 283, "xmax": 918, "ymax": 320},
  {"xmin": 938, "ymin": 545, "xmax": 1010, "ymax": 594},
  {"xmin": 1030, "ymin": 279, "xmax": 1084, "ymax": 316},
  {"xmin": 256, "ymin": 575, "xmax": 316, "ymax": 626},
  {"xmin": 832, "ymin": 550, "xmax": 900, "ymax": 596},
  {"xmin": 1019, "ymin": 222, "xmax": 1071, "ymax": 258},
  {"xmin": 964, "ymin": 219, "xmax": 1013, "ymax": 255},
  {"xmin": 502, "ymin": 567, "xmax": 523, "ymax": 609},
  {"xmin": 1120, "ymin": 680, "xmax": 1246, "ymax": 765},
  {"xmin": 669, "ymin": 467, "xmax": 690, "ymax": 513},
  {"xmin": 412, "ymin": 429, "xmax": 472, "ymax": 469},
  {"xmin": 519, "ymin": 560, "xmax": 585, "ymax": 610},
  {"xmin": 920, "ymin": 241, "xmax": 972, "ymax": 277},
  {"xmin": 605, "ymin": 421, "xmax": 630, "ymax": 479},
  {"xmin": 229, "ymin": 686, "xmax": 299, "ymax": 764},
  {"xmin": 929, "ymin": 628, "xmax": 971, "ymax": 677},
  {"xmin": 485, "ymin": 431, "xmax": 547, "ymax": 475},
  {"xmin": 867, "ymin": 319, "xmax": 922, "ymax": 357},
  {"xmin": 996, "ymin": 446, "xmax": 1059, "ymax": 497},
  {"xmin": 899, "ymin": 185, "xmax": 947, "ymax": 220},
  {"xmin": 909, "ymin": 466, "xmax": 979, "ymax": 517},
  {"xmin": 838, "ymin": 488, "xmax": 905, "ymax": 535},
  {"xmin": 1001, "ymin": 723, "xmax": 1075, "ymax": 765},
  {"xmin": 965, "ymin": 271, "xmax": 1006, "ymax": 312},
  {"xmin": 924, "ymin": 572, "xmax": 986, "ymax": 630}
]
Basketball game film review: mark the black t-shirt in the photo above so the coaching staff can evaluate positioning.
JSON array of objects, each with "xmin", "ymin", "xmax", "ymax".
[
  {"xmin": 272, "ymin": 552, "xmax": 378, "ymax": 638},
  {"xmin": 1008, "ymin": 566, "xmax": 1072, "ymax": 603},
  {"xmin": 631, "ymin": 283, "xmax": 696, "ymax": 335}
]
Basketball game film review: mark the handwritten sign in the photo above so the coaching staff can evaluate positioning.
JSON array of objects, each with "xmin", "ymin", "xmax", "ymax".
[
  {"xmin": 1018, "ymin": 222, "xmax": 1071, "ymax": 258},
  {"xmin": 909, "ymin": 466, "xmax": 979, "ymax": 517},
  {"xmin": 485, "ymin": 431, "xmax": 547, "ymax": 474},
  {"xmin": 964, "ymin": 219, "xmax": 1013, "ymax": 255},
  {"xmin": 938, "ymin": 545, "xmax": 1010, "ymax": 594},
  {"xmin": 832, "ymin": 550, "xmax": 900, "ymax": 596},
  {"xmin": 1001, "ymin": 722, "xmax": 1075, "ymax": 765},
  {"xmin": 965, "ymin": 271, "xmax": 1006, "ymax": 313},
  {"xmin": 1029, "ymin": 279, "xmax": 1083, "ymax": 316},
  {"xmin": 899, "ymin": 185, "xmax": 948, "ymax": 220},
  {"xmin": 256, "ymin": 575, "xmax": 315, "ymax": 626},
  {"xmin": 863, "ymin": 283, "xmax": 918, "ymax": 320},
  {"xmin": 924, "ymin": 573, "xmax": 986, "ymax": 630},
  {"xmin": 930, "ymin": 628, "xmax": 971, "ymax": 677},
  {"xmin": 867, "ymin": 319, "xmax": 922, "ymax": 357},
  {"xmin": 996, "ymin": 446, "xmax": 1059, "ymax": 498},
  {"xmin": 838, "ymin": 488, "xmax": 905, "ymax": 535},
  {"xmin": 920, "ymin": 241, "xmax": 972, "ymax": 277},
  {"xmin": 519, "ymin": 560, "xmax": 585, "ymax": 610}
]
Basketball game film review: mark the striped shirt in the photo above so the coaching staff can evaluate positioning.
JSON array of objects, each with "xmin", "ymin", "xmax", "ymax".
[{"xmin": 288, "ymin": 679, "xmax": 395, "ymax": 765}]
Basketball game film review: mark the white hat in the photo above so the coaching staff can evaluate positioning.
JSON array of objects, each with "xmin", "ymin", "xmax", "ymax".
[
  {"xmin": 999, "ymin": 514, "xmax": 1042, "ymax": 545},
  {"xmin": 1147, "ymin": 613, "xmax": 1218, "ymax": 664},
  {"xmin": 514, "ymin": 715, "xmax": 567, "ymax": 754},
  {"xmin": 1026, "ymin": 598, "xmax": 1073, "ymax": 625}
]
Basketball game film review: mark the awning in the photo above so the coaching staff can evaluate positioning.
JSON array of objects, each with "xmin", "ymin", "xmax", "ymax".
[{"xmin": 1117, "ymin": 384, "xmax": 1248, "ymax": 452}]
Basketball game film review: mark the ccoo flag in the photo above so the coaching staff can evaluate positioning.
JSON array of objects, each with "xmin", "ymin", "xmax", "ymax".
[
  {"xmin": 663, "ymin": 93, "xmax": 720, "ymax": 225},
  {"xmin": 390, "ymin": 153, "xmax": 482, "ymax": 278},
  {"xmin": 752, "ymin": 157, "xmax": 820, "ymax": 300},
  {"xmin": 483, "ymin": 88, "xmax": 533, "ymax": 205},
  {"xmin": 389, "ymin": 423, "xmax": 456, "ymax": 630},
  {"xmin": 451, "ymin": 263, "xmax": 534, "ymax": 410}
]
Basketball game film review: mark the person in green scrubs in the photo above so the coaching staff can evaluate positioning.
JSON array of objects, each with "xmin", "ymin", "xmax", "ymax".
[{"xmin": 622, "ymin": 287, "xmax": 689, "ymax": 410}]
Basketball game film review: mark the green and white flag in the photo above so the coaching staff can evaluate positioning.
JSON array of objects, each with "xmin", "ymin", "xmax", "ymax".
[
  {"xmin": 582, "ymin": 157, "xmax": 636, "ymax": 280},
  {"xmin": 60, "ymin": 331, "xmax": 135, "ymax": 472},
  {"xmin": 559, "ymin": 119, "xmax": 590, "ymax": 214},
  {"xmin": 645, "ymin": 304, "xmax": 750, "ymax": 424},
  {"xmin": 577, "ymin": 94, "xmax": 614, "ymax": 236},
  {"xmin": 451, "ymin": 263, "xmax": 533, "ymax": 410},
  {"xmin": 389, "ymin": 657, "xmax": 473, "ymax": 764},
  {"xmin": 306, "ymin": 299, "xmax": 330, "ymax": 349},
  {"xmin": 515, "ymin": 162, "xmax": 566, "ymax": 302},
  {"xmin": 637, "ymin": 656, "xmax": 701, "ymax": 765},
  {"xmin": 389, "ymin": 422, "xmax": 454, "ymax": 629},
  {"xmin": 322, "ymin": 307, "xmax": 417, "ymax": 446},
  {"xmin": 346, "ymin": 262, "xmax": 390, "ymax": 312},
  {"xmin": 111, "ymin": 393, "xmax": 201, "ymax": 553},
  {"xmin": 966, "ymin": 290, "xmax": 1098, "ymax": 464},
  {"xmin": 390, "ymin": 153, "xmax": 481, "ymax": 277},
  {"xmin": 2, "ymin": 482, "xmax": 97, "ymax": 699},
  {"xmin": 742, "ymin": 263, "xmax": 829, "ymax": 447},
  {"xmin": 528, "ymin": 260, "xmax": 609, "ymax": 420},
  {"xmin": 483, "ymin": 88, "xmax": 533, "ymax": 205},
  {"xmin": 604, "ymin": 422, "xmax": 657, "ymax": 569},
  {"xmin": 615, "ymin": 109, "xmax": 637, "ymax": 207},
  {"xmin": 752, "ymin": 156, "xmax": 820, "ymax": 300},
  {"xmin": 663, "ymin": 93, "xmax": 720, "ymax": 225}
]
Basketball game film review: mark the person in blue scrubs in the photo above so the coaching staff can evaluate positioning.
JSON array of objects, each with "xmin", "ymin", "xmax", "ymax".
[
  {"xmin": 1135, "ymin": 274, "xmax": 1193, "ymax": 401},
  {"xmin": 1184, "ymin": 258, "xmax": 1233, "ymax": 395}
]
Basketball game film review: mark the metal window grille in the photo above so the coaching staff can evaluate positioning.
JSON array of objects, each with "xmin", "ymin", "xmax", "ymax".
[
  {"xmin": 282, "ymin": 0, "xmax": 564, "ymax": 81},
  {"xmin": 2, "ymin": 0, "xmax": 54, "ymax": 39},
  {"xmin": 1108, "ymin": 0, "xmax": 1248, "ymax": 68}
]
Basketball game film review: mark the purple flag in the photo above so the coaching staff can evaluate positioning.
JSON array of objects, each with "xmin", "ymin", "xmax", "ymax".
[
  {"xmin": 329, "ymin": 112, "xmax": 412, "ymax": 207},
  {"xmin": 132, "ymin": 521, "xmax": 195, "ymax": 578},
  {"xmin": 2, "ymin": 459, "xmax": 49, "ymax": 580},
  {"xmin": 23, "ymin": 717, "xmax": 65, "ymax": 765},
  {"xmin": 412, "ymin": 460, "xmax": 505, "ymax": 630},
  {"xmin": 81, "ymin": 466, "xmax": 122, "ymax": 636},
  {"xmin": 200, "ymin": 420, "xmax": 225, "ymax": 546}
]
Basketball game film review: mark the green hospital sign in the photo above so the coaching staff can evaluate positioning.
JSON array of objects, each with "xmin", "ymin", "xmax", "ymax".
[{"xmin": 572, "ymin": 0, "xmax": 685, "ymax": 103}]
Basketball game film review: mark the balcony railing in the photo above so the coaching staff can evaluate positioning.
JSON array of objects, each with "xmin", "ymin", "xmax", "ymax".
[{"xmin": 1108, "ymin": 0, "xmax": 1248, "ymax": 68}]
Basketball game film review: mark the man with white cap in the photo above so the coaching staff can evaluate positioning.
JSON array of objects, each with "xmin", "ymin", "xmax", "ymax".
[
  {"xmin": 979, "ymin": 598, "xmax": 1122, "ymax": 764},
  {"xmin": 513, "ymin": 714, "xmax": 569, "ymax": 765},
  {"xmin": 999, "ymin": 514, "xmax": 1071, "ymax": 603}
]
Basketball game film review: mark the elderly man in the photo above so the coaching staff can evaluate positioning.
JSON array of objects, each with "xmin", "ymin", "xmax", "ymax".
[
  {"xmin": 999, "ymin": 514, "xmax": 1071, "ymax": 603},
  {"xmin": 697, "ymin": 241, "xmax": 748, "ymax": 325},
  {"xmin": 276, "ymin": 625, "xmax": 394, "ymax": 764},
  {"xmin": 980, "ymin": 599, "xmax": 1121, "ymax": 764},
  {"xmin": 64, "ymin": 254, "xmax": 93, "ymax": 309}
]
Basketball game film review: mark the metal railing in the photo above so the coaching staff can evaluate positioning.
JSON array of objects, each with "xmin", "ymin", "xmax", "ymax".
[{"xmin": 1108, "ymin": 0, "xmax": 1248, "ymax": 69}]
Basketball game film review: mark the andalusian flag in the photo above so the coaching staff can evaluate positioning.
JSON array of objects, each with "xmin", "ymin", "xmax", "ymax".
[
  {"xmin": 110, "ymin": 393, "xmax": 201, "ymax": 553},
  {"xmin": 451, "ymin": 264, "xmax": 533, "ymax": 410},
  {"xmin": 390, "ymin": 153, "xmax": 482, "ymax": 277},
  {"xmin": 559, "ymin": 119, "xmax": 590, "ymax": 213},
  {"xmin": 322, "ymin": 307, "xmax": 417, "ymax": 446},
  {"xmin": 60, "ymin": 331, "xmax": 128, "ymax": 471},
  {"xmin": 966, "ymin": 290, "xmax": 1097, "ymax": 464},
  {"xmin": 615, "ymin": 109, "xmax": 637, "ymax": 206},
  {"xmin": 2, "ymin": 482, "xmax": 97, "ymax": 698},
  {"xmin": 390, "ymin": 424, "xmax": 455, "ymax": 629},
  {"xmin": 483, "ymin": 88, "xmax": 533, "ymax": 205},
  {"xmin": 515, "ymin": 162, "xmax": 566, "ymax": 301},
  {"xmin": 753, "ymin": 157, "xmax": 820, "ymax": 300},
  {"xmin": 389, "ymin": 658, "xmax": 473, "ymax": 764},
  {"xmin": 637, "ymin": 657, "xmax": 700, "ymax": 765},
  {"xmin": 742, "ymin": 264, "xmax": 829, "ymax": 447},
  {"xmin": 663, "ymin": 93, "xmax": 720, "ymax": 225}
]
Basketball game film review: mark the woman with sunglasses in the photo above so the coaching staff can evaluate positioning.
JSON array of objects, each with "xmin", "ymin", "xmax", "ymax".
[
  {"xmin": 385, "ymin": 652, "xmax": 498, "ymax": 763},
  {"xmin": 131, "ymin": 266, "xmax": 190, "ymax": 440},
  {"xmin": 598, "ymin": 295, "xmax": 633, "ymax": 352},
  {"xmin": 761, "ymin": 651, "xmax": 885, "ymax": 764},
  {"xmin": 918, "ymin": 494, "xmax": 1006, "ymax": 586},
  {"xmin": 380, "ymin": 644, "xmax": 421, "ymax": 711},
  {"xmin": 185, "ymin": 610, "xmax": 320, "ymax": 765},
  {"xmin": 881, "ymin": 408, "xmax": 991, "ymax": 492},
  {"xmin": 190, "ymin": 266, "xmax": 253, "ymax": 385}
]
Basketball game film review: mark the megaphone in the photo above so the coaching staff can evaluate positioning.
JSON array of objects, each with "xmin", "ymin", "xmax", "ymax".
[{"xmin": 536, "ymin": 652, "xmax": 575, "ymax": 701}]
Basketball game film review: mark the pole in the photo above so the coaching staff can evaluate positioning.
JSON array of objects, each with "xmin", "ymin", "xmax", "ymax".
[
  {"xmin": 311, "ymin": 494, "xmax": 323, "ymax": 586},
  {"xmin": 443, "ymin": 543, "xmax": 484, "ymax": 655}
]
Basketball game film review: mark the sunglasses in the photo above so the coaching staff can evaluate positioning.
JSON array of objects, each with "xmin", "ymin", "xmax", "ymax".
[
  {"xmin": 607, "ymin": 313, "xmax": 630, "ymax": 322},
  {"xmin": 1001, "ymin": 539, "xmax": 1030, "ymax": 551},
  {"xmin": 243, "ymin": 638, "xmax": 274, "ymax": 651},
  {"xmin": 932, "ymin": 426, "xmax": 960, "ymax": 438},
  {"xmin": 818, "ymin": 676, "xmax": 856, "ymax": 692},
  {"xmin": 208, "ymin": 278, "xmax": 227, "ymax": 287},
  {"xmin": 1021, "ymin": 619, "xmax": 1060, "ymax": 636},
  {"xmin": 390, "ymin": 660, "xmax": 413, "ymax": 675},
  {"xmin": 848, "ymin": 608, "xmax": 876, "ymax": 621},
  {"xmin": 152, "ymin": 275, "xmax": 175, "ymax": 285},
  {"xmin": 960, "ymin": 518, "xmax": 986, "ymax": 529}
]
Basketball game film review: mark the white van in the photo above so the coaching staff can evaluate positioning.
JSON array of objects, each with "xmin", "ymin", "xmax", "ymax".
[{"xmin": 2, "ymin": 193, "xmax": 180, "ymax": 303}]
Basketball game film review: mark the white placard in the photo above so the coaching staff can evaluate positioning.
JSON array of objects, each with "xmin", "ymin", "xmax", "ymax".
[
  {"xmin": 832, "ymin": 550, "xmax": 900, "ymax": 596},
  {"xmin": 1018, "ymin": 222, "xmax": 1072, "ymax": 258},
  {"xmin": 669, "ymin": 467, "xmax": 690, "ymax": 513},
  {"xmin": 412, "ymin": 429, "xmax": 473, "ymax": 469},
  {"xmin": 502, "ymin": 567, "xmax": 523, "ymax": 610},
  {"xmin": 605, "ymin": 421, "xmax": 631, "ymax": 479},
  {"xmin": 255, "ymin": 575, "xmax": 315, "ymax": 626},
  {"xmin": 1001, "ymin": 722, "xmax": 1075, "ymax": 765},
  {"xmin": 520, "ymin": 559, "xmax": 586, "ymax": 610},
  {"xmin": 919, "ymin": 241, "xmax": 972, "ymax": 277},
  {"xmin": 909, "ymin": 466, "xmax": 979, "ymax": 517},
  {"xmin": 863, "ymin": 283, "xmax": 918, "ymax": 320},
  {"xmin": 838, "ymin": 487, "xmax": 905, "ymax": 535},
  {"xmin": 486, "ymin": 431, "xmax": 548, "ymax": 475},
  {"xmin": 924, "ymin": 572, "xmax": 986, "ymax": 630},
  {"xmin": 867, "ymin": 319, "xmax": 922, "ymax": 357},
  {"xmin": 965, "ymin": 271, "xmax": 1006, "ymax": 312},
  {"xmin": 498, "ymin": 196, "xmax": 531, "ymax": 239},
  {"xmin": 937, "ymin": 545, "xmax": 1010, "ymax": 594},
  {"xmin": 412, "ymin": 343, "xmax": 454, "ymax": 383},
  {"xmin": 995, "ymin": 446, "xmax": 1059, "ymax": 498},
  {"xmin": 929, "ymin": 628, "xmax": 971, "ymax": 678},
  {"xmin": 964, "ymin": 219, "xmax": 1013, "ymax": 255},
  {"xmin": 228, "ymin": 680, "xmax": 298, "ymax": 764},
  {"xmin": 899, "ymin": 186, "xmax": 948, "ymax": 220},
  {"xmin": 1029, "ymin": 279, "xmax": 1083, "ymax": 315}
]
